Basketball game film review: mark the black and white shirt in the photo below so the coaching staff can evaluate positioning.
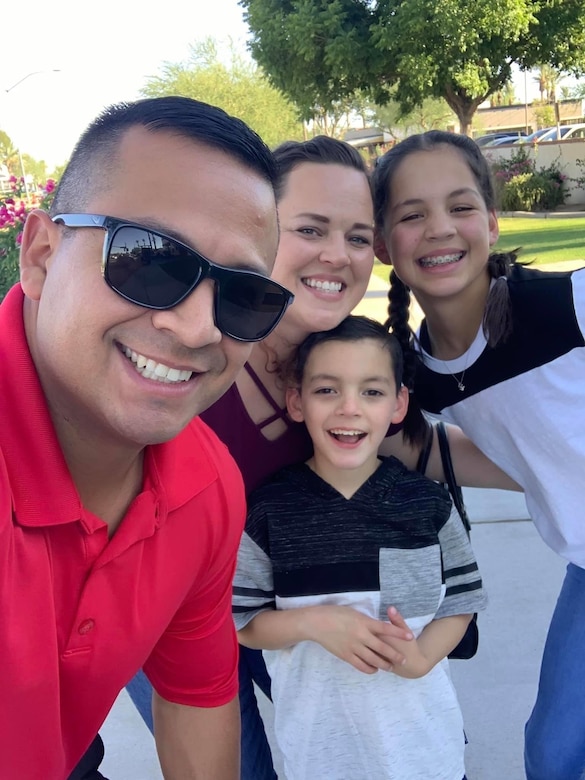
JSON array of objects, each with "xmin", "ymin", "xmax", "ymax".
[
  {"xmin": 416, "ymin": 265, "xmax": 585, "ymax": 567},
  {"xmin": 233, "ymin": 457, "xmax": 486, "ymax": 780}
]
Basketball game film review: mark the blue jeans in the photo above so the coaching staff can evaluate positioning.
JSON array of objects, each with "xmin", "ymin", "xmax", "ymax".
[
  {"xmin": 524, "ymin": 563, "xmax": 585, "ymax": 780},
  {"xmin": 126, "ymin": 647, "xmax": 276, "ymax": 780}
]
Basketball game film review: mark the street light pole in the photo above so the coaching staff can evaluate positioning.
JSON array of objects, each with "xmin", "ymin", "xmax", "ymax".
[
  {"xmin": 5, "ymin": 69, "xmax": 61, "ymax": 94},
  {"xmin": 524, "ymin": 70, "xmax": 529, "ymax": 134},
  {"xmin": 3, "ymin": 69, "xmax": 61, "ymax": 200}
]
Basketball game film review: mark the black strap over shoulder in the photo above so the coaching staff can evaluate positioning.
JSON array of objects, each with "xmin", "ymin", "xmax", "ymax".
[
  {"xmin": 417, "ymin": 422, "xmax": 479, "ymax": 661},
  {"xmin": 415, "ymin": 423, "xmax": 434, "ymax": 476},
  {"xmin": 435, "ymin": 422, "xmax": 471, "ymax": 534}
]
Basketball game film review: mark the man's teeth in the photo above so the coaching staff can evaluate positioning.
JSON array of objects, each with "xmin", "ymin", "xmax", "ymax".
[
  {"xmin": 123, "ymin": 348, "xmax": 193, "ymax": 383},
  {"xmin": 303, "ymin": 278, "xmax": 343, "ymax": 293},
  {"xmin": 419, "ymin": 253, "xmax": 463, "ymax": 268}
]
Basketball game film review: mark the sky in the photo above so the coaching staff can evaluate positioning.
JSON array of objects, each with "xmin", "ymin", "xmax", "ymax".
[
  {"xmin": 2, "ymin": 1, "xmax": 577, "ymax": 170},
  {"xmin": 1, "ymin": 0, "xmax": 249, "ymax": 168}
]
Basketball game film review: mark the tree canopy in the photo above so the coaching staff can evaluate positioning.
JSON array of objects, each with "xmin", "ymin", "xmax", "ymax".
[
  {"xmin": 241, "ymin": 0, "xmax": 585, "ymax": 135},
  {"xmin": 141, "ymin": 38, "xmax": 303, "ymax": 148}
]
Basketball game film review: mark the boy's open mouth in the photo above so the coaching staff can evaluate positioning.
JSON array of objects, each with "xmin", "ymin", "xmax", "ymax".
[{"xmin": 328, "ymin": 429, "xmax": 366, "ymax": 444}]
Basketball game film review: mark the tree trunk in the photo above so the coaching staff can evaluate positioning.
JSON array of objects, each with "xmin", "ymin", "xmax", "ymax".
[{"xmin": 442, "ymin": 86, "xmax": 485, "ymax": 137}]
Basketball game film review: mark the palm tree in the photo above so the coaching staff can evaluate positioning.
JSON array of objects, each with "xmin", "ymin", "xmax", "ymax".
[{"xmin": 533, "ymin": 65, "xmax": 562, "ymax": 104}]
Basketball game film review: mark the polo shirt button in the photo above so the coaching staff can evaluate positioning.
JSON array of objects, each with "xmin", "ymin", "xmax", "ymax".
[{"xmin": 78, "ymin": 619, "xmax": 95, "ymax": 635}]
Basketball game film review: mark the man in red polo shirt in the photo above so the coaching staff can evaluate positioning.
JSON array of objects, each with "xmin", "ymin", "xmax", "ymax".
[{"xmin": 0, "ymin": 97, "xmax": 288, "ymax": 779}]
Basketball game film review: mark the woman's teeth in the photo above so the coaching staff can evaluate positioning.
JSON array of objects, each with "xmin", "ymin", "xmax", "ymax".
[{"xmin": 303, "ymin": 278, "xmax": 343, "ymax": 292}]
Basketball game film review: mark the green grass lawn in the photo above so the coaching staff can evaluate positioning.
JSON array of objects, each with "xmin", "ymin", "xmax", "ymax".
[{"xmin": 371, "ymin": 216, "xmax": 585, "ymax": 282}]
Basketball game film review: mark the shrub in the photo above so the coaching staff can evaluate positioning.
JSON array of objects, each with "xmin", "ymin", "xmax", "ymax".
[
  {"xmin": 490, "ymin": 148, "xmax": 567, "ymax": 212},
  {"xmin": 0, "ymin": 177, "xmax": 55, "ymax": 302}
]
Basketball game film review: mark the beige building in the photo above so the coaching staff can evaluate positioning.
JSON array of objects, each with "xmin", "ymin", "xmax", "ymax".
[{"xmin": 473, "ymin": 99, "xmax": 585, "ymax": 136}]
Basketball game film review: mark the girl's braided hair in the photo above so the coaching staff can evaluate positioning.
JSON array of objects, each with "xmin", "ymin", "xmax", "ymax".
[{"xmin": 372, "ymin": 131, "xmax": 519, "ymax": 442}]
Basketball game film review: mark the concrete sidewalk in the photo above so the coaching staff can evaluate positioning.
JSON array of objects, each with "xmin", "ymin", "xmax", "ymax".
[{"xmin": 100, "ymin": 489, "xmax": 567, "ymax": 780}]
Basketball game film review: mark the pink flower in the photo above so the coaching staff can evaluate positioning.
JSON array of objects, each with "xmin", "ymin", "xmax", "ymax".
[{"xmin": 44, "ymin": 179, "xmax": 56, "ymax": 193}]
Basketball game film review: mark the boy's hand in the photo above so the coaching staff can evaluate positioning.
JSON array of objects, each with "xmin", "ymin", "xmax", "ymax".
[
  {"xmin": 383, "ymin": 606, "xmax": 472, "ymax": 678},
  {"xmin": 380, "ymin": 607, "xmax": 433, "ymax": 678},
  {"xmin": 303, "ymin": 604, "xmax": 413, "ymax": 674}
]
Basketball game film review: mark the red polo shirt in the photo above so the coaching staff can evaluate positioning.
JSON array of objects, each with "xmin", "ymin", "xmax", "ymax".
[{"xmin": 0, "ymin": 285, "xmax": 245, "ymax": 779}]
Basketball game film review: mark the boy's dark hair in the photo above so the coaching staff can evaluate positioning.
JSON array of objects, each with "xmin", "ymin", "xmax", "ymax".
[
  {"xmin": 50, "ymin": 96, "xmax": 278, "ymax": 216},
  {"xmin": 272, "ymin": 135, "xmax": 369, "ymax": 203},
  {"xmin": 371, "ymin": 131, "xmax": 518, "ymax": 383},
  {"xmin": 284, "ymin": 315, "xmax": 429, "ymax": 443}
]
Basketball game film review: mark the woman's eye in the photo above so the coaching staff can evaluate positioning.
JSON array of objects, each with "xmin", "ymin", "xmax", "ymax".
[
  {"xmin": 399, "ymin": 213, "xmax": 422, "ymax": 222},
  {"xmin": 298, "ymin": 227, "xmax": 320, "ymax": 237},
  {"xmin": 349, "ymin": 235, "xmax": 372, "ymax": 246}
]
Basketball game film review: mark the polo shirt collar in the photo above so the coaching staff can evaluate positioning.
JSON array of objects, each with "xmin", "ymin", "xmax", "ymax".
[
  {"xmin": 0, "ymin": 286, "xmax": 81, "ymax": 526},
  {"xmin": 0, "ymin": 286, "xmax": 217, "ymax": 529}
]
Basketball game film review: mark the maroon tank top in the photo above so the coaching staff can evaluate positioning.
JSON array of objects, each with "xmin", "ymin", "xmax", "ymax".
[{"xmin": 200, "ymin": 363, "xmax": 313, "ymax": 494}]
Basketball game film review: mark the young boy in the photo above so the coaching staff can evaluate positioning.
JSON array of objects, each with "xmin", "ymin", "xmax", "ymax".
[{"xmin": 232, "ymin": 315, "xmax": 486, "ymax": 780}]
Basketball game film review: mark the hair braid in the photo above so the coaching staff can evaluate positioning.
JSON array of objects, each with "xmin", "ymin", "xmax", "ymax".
[
  {"xmin": 483, "ymin": 249, "xmax": 519, "ymax": 347},
  {"xmin": 386, "ymin": 270, "xmax": 429, "ymax": 446}
]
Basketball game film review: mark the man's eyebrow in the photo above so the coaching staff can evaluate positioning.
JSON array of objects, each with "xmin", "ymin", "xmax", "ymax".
[
  {"xmin": 295, "ymin": 212, "xmax": 374, "ymax": 231},
  {"xmin": 392, "ymin": 187, "xmax": 481, "ymax": 209}
]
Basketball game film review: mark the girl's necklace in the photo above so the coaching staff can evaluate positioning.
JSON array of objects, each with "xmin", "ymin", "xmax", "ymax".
[
  {"xmin": 449, "ymin": 367, "xmax": 467, "ymax": 392},
  {"xmin": 441, "ymin": 353, "xmax": 471, "ymax": 392}
]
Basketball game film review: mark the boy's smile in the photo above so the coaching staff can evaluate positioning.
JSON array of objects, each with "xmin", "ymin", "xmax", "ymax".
[{"xmin": 287, "ymin": 338, "xmax": 408, "ymax": 497}]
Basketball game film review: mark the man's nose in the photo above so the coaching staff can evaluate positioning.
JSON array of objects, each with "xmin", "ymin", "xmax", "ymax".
[{"xmin": 150, "ymin": 279, "xmax": 222, "ymax": 348}]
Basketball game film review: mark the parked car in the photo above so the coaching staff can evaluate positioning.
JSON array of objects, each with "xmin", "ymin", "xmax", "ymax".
[
  {"xmin": 475, "ymin": 131, "xmax": 525, "ymax": 147},
  {"xmin": 483, "ymin": 135, "xmax": 523, "ymax": 147},
  {"xmin": 514, "ymin": 127, "xmax": 554, "ymax": 144},
  {"xmin": 515, "ymin": 124, "xmax": 585, "ymax": 144}
]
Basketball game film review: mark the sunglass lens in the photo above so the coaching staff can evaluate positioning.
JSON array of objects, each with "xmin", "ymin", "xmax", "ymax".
[
  {"xmin": 105, "ymin": 226, "xmax": 200, "ymax": 308},
  {"xmin": 217, "ymin": 275, "xmax": 289, "ymax": 341}
]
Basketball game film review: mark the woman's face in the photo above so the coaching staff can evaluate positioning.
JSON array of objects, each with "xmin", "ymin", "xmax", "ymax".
[
  {"xmin": 382, "ymin": 146, "xmax": 499, "ymax": 308},
  {"xmin": 273, "ymin": 162, "xmax": 374, "ymax": 340}
]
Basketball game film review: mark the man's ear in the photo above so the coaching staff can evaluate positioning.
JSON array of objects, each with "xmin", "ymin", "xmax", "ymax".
[
  {"xmin": 374, "ymin": 229, "xmax": 392, "ymax": 266},
  {"xmin": 392, "ymin": 385, "xmax": 409, "ymax": 425},
  {"xmin": 285, "ymin": 386, "xmax": 305, "ymax": 423},
  {"xmin": 19, "ymin": 210, "xmax": 60, "ymax": 301}
]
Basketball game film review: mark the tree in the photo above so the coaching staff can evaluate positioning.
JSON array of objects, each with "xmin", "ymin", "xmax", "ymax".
[
  {"xmin": 372, "ymin": 96, "xmax": 456, "ymax": 138},
  {"xmin": 0, "ymin": 131, "xmax": 20, "ymax": 176},
  {"xmin": 241, "ymin": 0, "xmax": 585, "ymax": 136},
  {"xmin": 141, "ymin": 38, "xmax": 303, "ymax": 148},
  {"xmin": 490, "ymin": 82, "xmax": 517, "ymax": 107},
  {"xmin": 533, "ymin": 64, "xmax": 562, "ymax": 103},
  {"xmin": 20, "ymin": 154, "xmax": 48, "ymax": 188},
  {"xmin": 533, "ymin": 103, "xmax": 555, "ymax": 129}
]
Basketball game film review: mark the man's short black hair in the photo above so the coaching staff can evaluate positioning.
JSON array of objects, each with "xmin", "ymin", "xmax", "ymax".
[{"xmin": 50, "ymin": 96, "xmax": 277, "ymax": 215}]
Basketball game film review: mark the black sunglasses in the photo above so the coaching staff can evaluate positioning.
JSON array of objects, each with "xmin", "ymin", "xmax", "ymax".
[{"xmin": 51, "ymin": 214, "xmax": 293, "ymax": 342}]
